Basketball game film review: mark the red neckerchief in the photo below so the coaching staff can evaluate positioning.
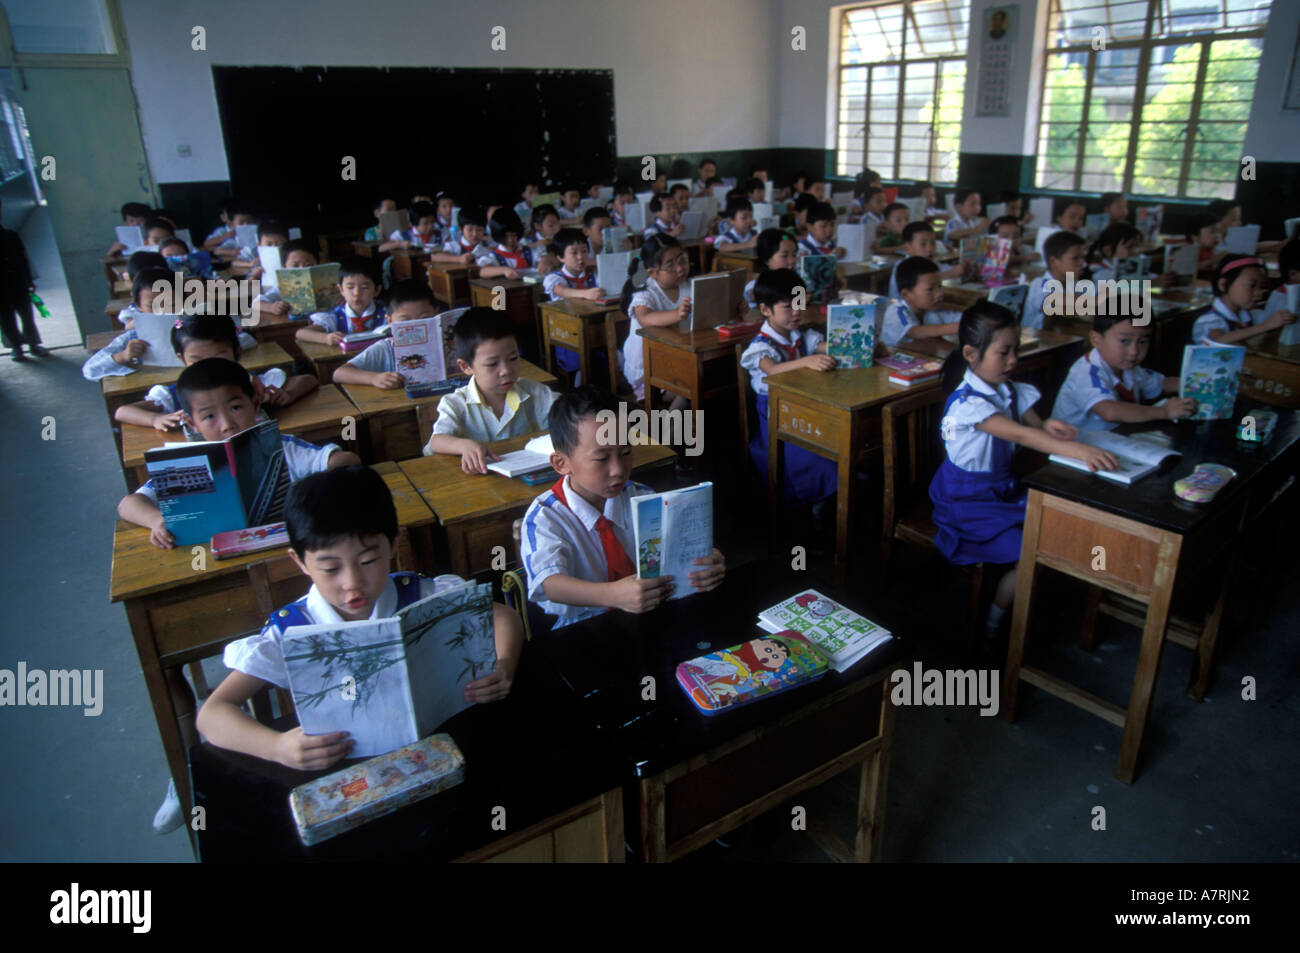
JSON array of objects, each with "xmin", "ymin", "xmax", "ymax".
[
  {"xmin": 756, "ymin": 330, "xmax": 805, "ymax": 361},
  {"xmin": 558, "ymin": 267, "xmax": 593, "ymax": 289},
  {"xmin": 494, "ymin": 245, "xmax": 531, "ymax": 269},
  {"xmin": 550, "ymin": 478, "xmax": 636, "ymax": 581}
]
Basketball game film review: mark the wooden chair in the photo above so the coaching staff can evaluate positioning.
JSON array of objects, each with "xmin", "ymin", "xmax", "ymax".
[
  {"xmin": 880, "ymin": 385, "xmax": 986, "ymax": 648},
  {"xmin": 602, "ymin": 311, "xmax": 633, "ymax": 399},
  {"xmin": 735, "ymin": 343, "xmax": 758, "ymax": 474},
  {"xmin": 414, "ymin": 402, "xmax": 438, "ymax": 458}
]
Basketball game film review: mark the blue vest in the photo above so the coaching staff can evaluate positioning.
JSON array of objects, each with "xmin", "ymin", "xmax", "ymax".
[{"xmin": 268, "ymin": 571, "xmax": 424, "ymax": 632}]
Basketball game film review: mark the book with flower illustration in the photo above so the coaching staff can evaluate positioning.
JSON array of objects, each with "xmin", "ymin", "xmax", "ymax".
[
  {"xmin": 631, "ymin": 483, "xmax": 713, "ymax": 602},
  {"xmin": 676, "ymin": 631, "xmax": 828, "ymax": 715},
  {"xmin": 827, "ymin": 299, "xmax": 881, "ymax": 368},
  {"xmin": 1180, "ymin": 344, "xmax": 1245, "ymax": 420},
  {"xmin": 277, "ymin": 263, "xmax": 340, "ymax": 316},
  {"xmin": 282, "ymin": 581, "xmax": 497, "ymax": 758}
]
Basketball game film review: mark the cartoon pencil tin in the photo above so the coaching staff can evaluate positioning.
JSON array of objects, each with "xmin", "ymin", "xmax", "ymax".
[{"xmin": 676, "ymin": 630, "xmax": 829, "ymax": 715}]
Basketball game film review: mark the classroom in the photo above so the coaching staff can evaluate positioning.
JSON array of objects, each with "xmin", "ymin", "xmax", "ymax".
[{"xmin": 1, "ymin": 0, "xmax": 1297, "ymax": 875}]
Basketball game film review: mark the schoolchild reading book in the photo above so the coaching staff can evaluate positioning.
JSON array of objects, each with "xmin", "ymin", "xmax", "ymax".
[
  {"xmin": 115, "ymin": 314, "xmax": 316, "ymax": 429},
  {"xmin": 520, "ymin": 385, "xmax": 726, "ymax": 629},
  {"xmin": 106, "ymin": 201, "xmax": 152, "ymax": 256},
  {"xmin": 195, "ymin": 464, "xmax": 523, "ymax": 769},
  {"xmin": 296, "ymin": 256, "xmax": 386, "ymax": 346},
  {"xmin": 620, "ymin": 234, "xmax": 691, "ymax": 402},
  {"xmin": 944, "ymin": 189, "xmax": 988, "ymax": 243},
  {"xmin": 363, "ymin": 197, "xmax": 397, "ymax": 242},
  {"xmin": 930, "ymin": 303, "xmax": 1116, "ymax": 641},
  {"xmin": 1259, "ymin": 239, "xmax": 1300, "ymax": 323},
  {"xmin": 331, "ymin": 280, "xmax": 437, "ymax": 391},
  {"xmin": 880, "ymin": 257, "xmax": 962, "ymax": 347},
  {"xmin": 644, "ymin": 194, "xmax": 684, "ymax": 240},
  {"xmin": 888, "ymin": 222, "xmax": 965, "ymax": 298},
  {"xmin": 254, "ymin": 239, "xmax": 319, "ymax": 317},
  {"xmin": 423, "ymin": 306, "xmax": 558, "ymax": 471},
  {"xmin": 715, "ymin": 197, "xmax": 758, "ymax": 252},
  {"xmin": 1192, "ymin": 254, "xmax": 1296, "ymax": 346},
  {"xmin": 1024, "ymin": 230, "xmax": 1088, "ymax": 330},
  {"xmin": 1034, "ymin": 197, "xmax": 1086, "ymax": 255},
  {"xmin": 1051, "ymin": 312, "xmax": 1195, "ymax": 434},
  {"xmin": 117, "ymin": 357, "xmax": 359, "ymax": 549},
  {"xmin": 743, "ymin": 228, "xmax": 798, "ymax": 308},
  {"xmin": 476, "ymin": 208, "xmax": 536, "ymax": 277},
  {"xmin": 797, "ymin": 202, "xmax": 846, "ymax": 259}
]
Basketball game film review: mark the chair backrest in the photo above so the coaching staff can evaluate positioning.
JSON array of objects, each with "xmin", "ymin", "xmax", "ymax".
[
  {"xmin": 735, "ymin": 342, "xmax": 758, "ymax": 472},
  {"xmin": 880, "ymin": 385, "xmax": 948, "ymax": 549},
  {"xmin": 603, "ymin": 311, "xmax": 633, "ymax": 398},
  {"xmin": 414, "ymin": 403, "xmax": 438, "ymax": 456}
]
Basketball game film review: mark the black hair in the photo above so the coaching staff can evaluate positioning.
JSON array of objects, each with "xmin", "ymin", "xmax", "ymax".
[
  {"xmin": 941, "ymin": 301, "xmax": 1019, "ymax": 393},
  {"xmin": 337, "ymin": 255, "xmax": 380, "ymax": 286},
  {"xmin": 613, "ymin": 181, "xmax": 634, "ymax": 198},
  {"xmin": 159, "ymin": 236, "xmax": 189, "ymax": 255},
  {"xmin": 754, "ymin": 228, "xmax": 794, "ymax": 272},
  {"xmin": 1207, "ymin": 198, "xmax": 1239, "ymax": 221},
  {"xmin": 151, "ymin": 208, "xmax": 180, "ymax": 227},
  {"xmin": 668, "ymin": 183, "xmax": 689, "ymax": 197},
  {"xmin": 752, "ymin": 268, "xmax": 804, "ymax": 309},
  {"xmin": 121, "ymin": 202, "xmax": 151, "ymax": 220},
  {"xmin": 745, "ymin": 177, "xmax": 765, "ymax": 194},
  {"xmin": 385, "ymin": 278, "xmax": 437, "ymax": 313},
  {"xmin": 805, "ymin": 201, "xmax": 836, "ymax": 226},
  {"xmin": 953, "ymin": 187, "xmax": 978, "ymax": 206},
  {"xmin": 560, "ymin": 184, "xmax": 581, "ymax": 197},
  {"xmin": 143, "ymin": 217, "xmax": 174, "ymax": 238},
  {"xmin": 451, "ymin": 306, "xmax": 518, "ymax": 364},
  {"xmin": 999, "ymin": 190, "xmax": 1022, "ymax": 204},
  {"xmin": 133, "ymin": 266, "xmax": 173, "ymax": 307},
  {"xmin": 790, "ymin": 170, "xmax": 809, "ymax": 190},
  {"xmin": 1212, "ymin": 254, "xmax": 1265, "ymax": 298},
  {"xmin": 489, "ymin": 208, "xmax": 526, "ymax": 245},
  {"xmin": 170, "ymin": 313, "xmax": 241, "ymax": 358},
  {"xmin": 699, "ymin": 158, "xmax": 717, "ymax": 171},
  {"xmin": 648, "ymin": 194, "xmax": 671, "ymax": 214},
  {"xmin": 793, "ymin": 193, "xmax": 819, "ymax": 214},
  {"xmin": 1093, "ymin": 222, "xmax": 1141, "ymax": 260},
  {"xmin": 912, "ymin": 180, "xmax": 933, "ymax": 195},
  {"xmin": 883, "ymin": 202, "xmax": 907, "ymax": 219},
  {"xmin": 226, "ymin": 199, "xmax": 256, "ymax": 219},
  {"xmin": 548, "ymin": 227, "xmax": 587, "ymax": 258},
  {"xmin": 457, "ymin": 206, "xmax": 487, "ymax": 229},
  {"xmin": 725, "ymin": 196, "xmax": 754, "ymax": 217},
  {"xmin": 127, "ymin": 251, "xmax": 167, "ymax": 281},
  {"xmin": 530, "ymin": 204, "xmax": 558, "ymax": 232},
  {"xmin": 863, "ymin": 186, "xmax": 883, "ymax": 203},
  {"xmin": 1044, "ymin": 230, "xmax": 1086, "ymax": 263},
  {"xmin": 988, "ymin": 216, "xmax": 1021, "ymax": 236},
  {"xmin": 705, "ymin": 176, "xmax": 724, "ymax": 187},
  {"xmin": 1052, "ymin": 196, "xmax": 1085, "ymax": 222},
  {"xmin": 582, "ymin": 206, "xmax": 610, "ymax": 228},
  {"xmin": 548, "ymin": 384, "xmax": 621, "ymax": 456},
  {"xmin": 257, "ymin": 220, "xmax": 289, "ymax": 242},
  {"xmin": 895, "ymin": 255, "xmax": 940, "ymax": 293},
  {"xmin": 1279, "ymin": 238, "xmax": 1300, "ymax": 281},
  {"xmin": 409, "ymin": 201, "xmax": 437, "ymax": 224},
  {"xmin": 284, "ymin": 466, "xmax": 398, "ymax": 560},
  {"xmin": 901, "ymin": 221, "xmax": 935, "ymax": 244},
  {"xmin": 1185, "ymin": 213, "xmax": 1220, "ymax": 241},
  {"xmin": 1092, "ymin": 311, "xmax": 1150, "ymax": 335},
  {"xmin": 863, "ymin": 168, "xmax": 882, "ymax": 185},
  {"xmin": 374, "ymin": 196, "xmax": 395, "ymax": 211},
  {"xmin": 175, "ymin": 357, "xmax": 255, "ymax": 414},
  {"xmin": 1100, "ymin": 192, "xmax": 1125, "ymax": 212},
  {"xmin": 620, "ymin": 233, "xmax": 681, "ymax": 315},
  {"xmin": 279, "ymin": 238, "xmax": 316, "ymax": 262}
]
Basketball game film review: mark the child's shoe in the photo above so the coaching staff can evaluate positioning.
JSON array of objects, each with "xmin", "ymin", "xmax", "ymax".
[{"xmin": 152, "ymin": 779, "xmax": 183, "ymax": 834}]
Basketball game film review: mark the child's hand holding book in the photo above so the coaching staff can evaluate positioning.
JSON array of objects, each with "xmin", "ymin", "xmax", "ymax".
[
  {"xmin": 148, "ymin": 512, "xmax": 176, "ymax": 550},
  {"xmin": 152, "ymin": 409, "xmax": 185, "ymax": 432},
  {"xmin": 273, "ymin": 727, "xmax": 354, "ymax": 772},
  {"xmin": 1164, "ymin": 396, "xmax": 1197, "ymax": 420},
  {"xmin": 113, "ymin": 339, "xmax": 149, "ymax": 365},
  {"xmin": 799, "ymin": 353, "xmax": 837, "ymax": 372},
  {"xmin": 371, "ymin": 371, "xmax": 405, "ymax": 390},
  {"xmin": 608, "ymin": 573, "xmax": 675, "ymax": 614},
  {"xmin": 686, "ymin": 548, "xmax": 726, "ymax": 593}
]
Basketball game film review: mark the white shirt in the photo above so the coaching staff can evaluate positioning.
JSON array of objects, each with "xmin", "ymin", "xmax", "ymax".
[
  {"xmin": 223, "ymin": 574, "xmax": 469, "ymax": 688},
  {"xmin": 520, "ymin": 476, "xmax": 655, "ymax": 629},
  {"xmin": 1192, "ymin": 297, "xmax": 1256, "ymax": 345},
  {"xmin": 542, "ymin": 266, "xmax": 598, "ymax": 301},
  {"xmin": 145, "ymin": 367, "xmax": 286, "ymax": 412},
  {"xmin": 308, "ymin": 302, "xmax": 380, "ymax": 333},
  {"xmin": 425, "ymin": 376, "xmax": 557, "ymax": 446},
  {"xmin": 940, "ymin": 368, "xmax": 1041, "ymax": 472},
  {"xmin": 944, "ymin": 213, "xmax": 980, "ymax": 240},
  {"xmin": 623, "ymin": 276, "xmax": 686, "ymax": 401},
  {"xmin": 1050, "ymin": 347, "xmax": 1164, "ymax": 434},
  {"xmin": 134, "ymin": 433, "xmax": 339, "ymax": 505},
  {"xmin": 1023, "ymin": 273, "xmax": 1056, "ymax": 330},
  {"xmin": 739, "ymin": 320, "xmax": 826, "ymax": 396},
  {"xmin": 441, "ymin": 237, "xmax": 491, "ymax": 257},
  {"xmin": 880, "ymin": 300, "xmax": 961, "ymax": 348}
]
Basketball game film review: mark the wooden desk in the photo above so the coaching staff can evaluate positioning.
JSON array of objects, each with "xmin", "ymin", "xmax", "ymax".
[
  {"xmin": 1004, "ymin": 407, "xmax": 1300, "ymax": 783},
  {"xmin": 532, "ymin": 561, "xmax": 905, "ymax": 862},
  {"xmin": 399, "ymin": 433, "xmax": 674, "ymax": 576},
  {"xmin": 100, "ymin": 342, "xmax": 294, "ymax": 415},
  {"xmin": 297, "ymin": 339, "xmax": 351, "ymax": 384},
  {"xmin": 119, "ymin": 385, "xmax": 360, "ymax": 489},
  {"xmin": 469, "ymin": 277, "xmax": 541, "ymax": 363},
  {"xmin": 86, "ymin": 330, "xmax": 118, "ymax": 353},
  {"xmin": 426, "ymin": 261, "xmax": 478, "ymax": 309},
  {"xmin": 109, "ymin": 462, "xmax": 436, "ymax": 848},
  {"xmin": 538, "ymin": 297, "xmax": 622, "ymax": 387},
  {"xmin": 939, "ymin": 280, "xmax": 991, "ymax": 311},
  {"xmin": 1242, "ymin": 332, "xmax": 1300, "ymax": 409},
  {"xmin": 390, "ymin": 246, "xmax": 431, "ymax": 282},
  {"xmin": 352, "ymin": 239, "xmax": 382, "ymax": 258},
  {"xmin": 839, "ymin": 259, "xmax": 892, "ymax": 294},
  {"xmin": 106, "ymin": 297, "xmax": 130, "ymax": 329},
  {"xmin": 898, "ymin": 329, "xmax": 1085, "ymax": 405},
  {"xmin": 242, "ymin": 310, "xmax": 308, "ymax": 359},
  {"xmin": 339, "ymin": 359, "xmax": 556, "ymax": 463},
  {"xmin": 639, "ymin": 323, "xmax": 760, "ymax": 419},
  {"xmin": 679, "ymin": 237, "xmax": 711, "ymax": 275},
  {"xmin": 714, "ymin": 247, "xmax": 757, "ymax": 277}
]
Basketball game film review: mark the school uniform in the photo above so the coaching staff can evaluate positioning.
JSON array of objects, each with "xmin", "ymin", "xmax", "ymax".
[
  {"xmin": 797, "ymin": 235, "xmax": 836, "ymax": 258},
  {"xmin": 543, "ymin": 267, "xmax": 602, "ymax": 375},
  {"xmin": 608, "ymin": 206, "xmax": 627, "ymax": 227},
  {"xmin": 743, "ymin": 277, "xmax": 757, "ymax": 309},
  {"xmin": 624, "ymin": 276, "xmax": 685, "ymax": 401},
  {"xmin": 513, "ymin": 200, "xmax": 533, "ymax": 222},
  {"xmin": 944, "ymin": 213, "xmax": 981, "ymax": 241},
  {"xmin": 717, "ymin": 227, "xmax": 755, "ymax": 246},
  {"xmin": 223, "ymin": 573, "xmax": 469, "ymax": 688},
  {"xmin": 1022, "ymin": 273, "xmax": 1057, "ymax": 330},
  {"xmin": 308, "ymin": 303, "xmax": 386, "ymax": 335},
  {"xmin": 476, "ymin": 244, "xmax": 535, "ymax": 271},
  {"xmin": 426, "ymin": 377, "xmax": 556, "ymax": 448},
  {"xmin": 145, "ymin": 367, "xmax": 287, "ymax": 413},
  {"xmin": 117, "ymin": 303, "xmax": 144, "ymax": 327},
  {"xmin": 740, "ymin": 321, "xmax": 837, "ymax": 505},
  {"xmin": 880, "ymin": 300, "xmax": 961, "ymax": 348},
  {"xmin": 134, "ymin": 432, "xmax": 339, "ymax": 506},
  {"xmin": 520, "ymin": 475, "xmax": 656, "ymax": 629},
  {"xmin": 441, "ymin": 236, "xmax": 490, "ymax": 258},
  {"xmin": 643, "ymin": 218, "xmax": 676, "ymax": 239},
  {"xmin": 556, "ymin": 204, "xmax": 583, "ymax": 223},
  {"xmin": 863, "ymin": 211, "xmax": 884, "ymax": 229},
  {"xmin": 1051, "ymin": 348, "xmax": 1164, "ymax": 435},
  {"xmin": 204, "ymin": 225, "xmax": 229, "ymax": 246},
  {"xmin": 388, "ymin": 228, "xmax": 438, "ymax": 247},
  {"xmin": 1192, "ymin": 298, "xmax": 1256, "ymax": 346},
  {"xmin": 929, "ymin": 368, "xmax": 1042, "ymax": 565},
  {"xmin": 81, "ymin": 328, "xmax": 258, "ymax": 381}
]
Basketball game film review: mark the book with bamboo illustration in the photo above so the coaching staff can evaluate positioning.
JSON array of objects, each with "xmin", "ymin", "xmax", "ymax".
[{"xmin": 282, "ymin": 581, "xmax": 497, "ymax": 758}]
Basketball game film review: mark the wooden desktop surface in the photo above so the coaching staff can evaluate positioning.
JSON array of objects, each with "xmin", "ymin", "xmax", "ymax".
[{"xmin": 101, "ymin": 342, "xmax": 293, "ymax": 399}]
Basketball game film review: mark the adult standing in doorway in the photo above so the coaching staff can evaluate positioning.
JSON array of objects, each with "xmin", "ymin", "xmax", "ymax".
[{"xmin": 0, "ymin": 199, "xmax": 45, "ymax": 360}]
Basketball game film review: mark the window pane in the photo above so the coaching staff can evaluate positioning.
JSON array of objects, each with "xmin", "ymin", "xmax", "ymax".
[{"xmin": 4, "ymin": 0, "xmax": 117, "ymax": 54}]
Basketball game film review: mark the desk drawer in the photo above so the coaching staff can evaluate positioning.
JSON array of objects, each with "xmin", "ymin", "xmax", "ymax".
[
  {"xmin": 774, "ymin": 395, "xmax": 840, "ymax": 456},
  {"xmin": 544, "ymin": 311, "xmax": 586, "ymax": 348},
  {"xmin": 645, "ymin": 343, "xmax": 696, "ymax": 395},
  {"xmin": 1241, "ymin": 355, "xmax": 1300, "ymax": 409}
]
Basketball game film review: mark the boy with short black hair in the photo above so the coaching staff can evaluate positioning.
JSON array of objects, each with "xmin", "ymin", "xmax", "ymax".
[
  {"xmin": 520, "ymin": 385, "xmax": 726, "ymax": 628},
  {"xmin": 331, "ymin": 279, "xmax": 437, "ymax": 390},
  {"xmin": 888, "ymin": 221, "xmax": 965, "ymax": 297},
  {"xmin": 195, "ymin": 464, "xmax": 523, "ymax": 769},
  {"xmin": 669, "ymin": 183, "xmax": 691, "ymax": 216},
  {"xmin": 798, "ymin": 202, "xmax": 846, "ymax": 259},
  {"xmin": 944, "ymin": 188, "xmax": 987, "ymax": 242},
  {"xmin": 106, "ymin": 201, "xmax": 154, "ymax": 255},
  {"xmin": 296, "ymin": 256, "xmax": 386, "ymax": 346},
  {"xmin": 477, "ymin": 209, "xmax": 536, "ymax": 276},
  {"xmin": 557, "ymin": 185, "xmax": 584, "ymax": 224},
  {"xmin": 583, "ymin": 206, "xmax": 625, "ymax": 256},
  {"xmin": 692, "ymin": 158, "xmax": 718, "ymax": 197},
  {"xmin": 423, "ymin": 306, "xmax": 558, "ymax": 471},
  {"xmin": 881, "ymin": 257, "xmax": 961, "ymax": 347},
  {"xmin": 716, "ymin": 197, "xmax": 757, "ymax": 251},
  {"xmin": 1025, "ymin": 230, "xmax": 1088, "ymax": 330},
  {"xmin": 543, "ymin": 228, "xmax": 601, "ymax": 302}
]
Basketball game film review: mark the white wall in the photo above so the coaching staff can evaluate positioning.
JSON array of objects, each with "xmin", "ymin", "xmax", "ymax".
[
  {"xmin": 120, "ymin": 0, "xmax": 779, "ymax": 184},
  {"xmin": 774, "ymin": 0, "xmax": 838, "ymax": 148},
  {"xmin": 1242, "ymin": 0, "xmax": 1300, "ymax": 163},
  {"xmin": 959, "ymin": 0, "xmax": 1046, "ymax": 156}
]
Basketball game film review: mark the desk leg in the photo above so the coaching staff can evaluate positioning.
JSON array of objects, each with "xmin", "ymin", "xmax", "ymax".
[
  {"xmin": 1003, "ymin": 490, "xmax": 1046, "ymax": 722},
  {"xmin": 856, "ymin": 680, "xmax": 895, "ymax": 861},
  {"xmin": 639, "ymin": 774, "xmax": 668, "ymax": 863},
  {"xmin": 834, "ymin": 411, "xmax": 856, "ymax": 583},
  {"xmin": 1116, "ymin": 533, "xmax": 1181, "ymax": 784},
  {"xmin": 1189, "ymin": 562, "xmax": 1233, "ymax": 702},
  {"xmin": 643, "ymin": 337, "xmax": 655, "ymax": 415},
  {"xmin": 768, "ymin": 408, "xmax": 784, "ymax": 554},
  {"xmin": 577, "ymin": 325, "xmax": 590, "ymax": 388}
]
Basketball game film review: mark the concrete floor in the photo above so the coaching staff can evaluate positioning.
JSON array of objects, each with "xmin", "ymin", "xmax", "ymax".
[{"xmin": 2, "ymin": 213, "xmax": 1297, "ymax": 862}]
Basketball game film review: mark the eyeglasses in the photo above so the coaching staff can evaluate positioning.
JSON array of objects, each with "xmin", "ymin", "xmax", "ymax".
[{"xmin": 659, "ymin": 255, "xmax": 690, "ymax": 271}]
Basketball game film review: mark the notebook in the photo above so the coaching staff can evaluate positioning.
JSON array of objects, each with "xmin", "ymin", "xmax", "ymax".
[
  {"xmin": 132, "ymin": 312, "xmax": 185, "ymax": 366},
  {"xmin": 836, "ymin": 223, "xmax": 869, "ymax": 263},
  {"xmin": 257, "ymin": 245, "xmax": 281, "ymax": 292},
  {"xmin": 624, "ymin": 202, "xmax": 648, "ymax": 233},
  {"xmin": 1136, "ymin": 206, "xmax": 1164, "ymax": 243},
  {"xmin": 1113, "ymin": 255, "xmax": 1149, "ymax": 281},
  {"xmin": 1223, "ymin": 225, "xmax": 1261, "ymax": 255},
  {"xmin": 596, "ymin": 251, "xmax": 632, "ymax": 297},
  {"xmin": 1048, "ymin": 431, "xmax": 1181, "ymax": 485},
  {"xmin": 1180, "ymin": 344, "xmax": 1245, "ymax": 419},
  {"xmin": 277, "ymin": 263, "xmax": 341, "ymax": 316},
  {"xmin": 689, "ymin": 273, "xmax": 732, "ymax": 329},
  {"xmin": 601, "ymin": 226, "xmax": 629, "ymax": 253},
  {"xmin": 756, "ymin": 589, "xmax": 893, "ymax": 673},
  {"xmin": 631, "ymin": 482, "xmax": 713, "ymax": 602},
  {"xmin": 676, "ymin": 631, "xmax": 828, "ymax": 715},
  {"xmin": 116, "ymin": 225, "xmax": 145, "ymax": 253},
  {"xmin": 1164, "ymin": 243, "xmax": 1198, "ymax": 278},
  {"xmin": 798, "ymin": 254, "xmax": 838, "ymax": 305},
  {"xmin": 379, "ymin": 209, "xmax": 408, "ymax": 239},
  {"xmin": 235, "ymin": 224, "xmax": 259, "ymax": 248},
  {"xmin": 679, "ymin": 210, "xmax": 705, "ymax": 240}
]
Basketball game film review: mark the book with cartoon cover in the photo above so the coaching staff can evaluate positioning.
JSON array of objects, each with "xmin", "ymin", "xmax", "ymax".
[
  {"xmin": 676, "ymin": 631, "xmax": 829, "ymax": 714},
  {"xmin": 1180, "ymin": 344, "xmax": 1244, "ymax": 419},
  {"xmin": 756, "ymin": 589, "xmax": 893, "ymax": 673},
  {"xmin": 277, "ymin": 263, "xmax": 340, "ymax": 316}
]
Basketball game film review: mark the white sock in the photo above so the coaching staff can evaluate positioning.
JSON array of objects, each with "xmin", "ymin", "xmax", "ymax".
[{"xmin": 986, "ymin": 603, "xmax": 1008, "ymax": 628}]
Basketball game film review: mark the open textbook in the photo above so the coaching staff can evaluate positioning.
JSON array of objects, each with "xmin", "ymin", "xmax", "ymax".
[
  {"xmin": 631, "ymin": 482, "xmax": 713, "ymax": 601},
  {"xmin": 1048, "ymin": 430, "xmax": 1181, "ymax": 485},
  {"xmin": 486, "ymin": 433, "xmax": 555, "ymax": 477}
]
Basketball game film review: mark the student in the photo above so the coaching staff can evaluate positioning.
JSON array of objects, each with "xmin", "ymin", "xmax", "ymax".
[
  {"xmin": 157, "ymin": 236, "xmax": 212, "ymax": 280},
  {"xmin": 116, "ymin": 314, "xmax": 314, "ymax": 429},
  {"xmin": 513, "ymin": 182, "xmax": 538, "ymax": 223},
  {"xmin": 875, "ymin": 202, "xmax": 909, "ymax": 252},
  {"xmin": 1185, "ymin": 213, "xmax": 1227, "ymax": 273},
  {"xmin": 1001, "ymin": 190, "xmax": 1032, "ymax": 227},
  {"xmin": 930, "ymin": 302, "xmax": 1116, "ymax": 640},
  {"xmin": 915, "ymin": 181, "xmax": 943, "ymax": 219},
  {"xmin": 1051, "ymin": 313, "xmax": 1195, "ymax": 434},
  {"xmin": 649, "ymin": 170, "xmax": 668, "ymax": 196},
  {"xmin": 798, "ymin": 202, "xmax": 846, "ymax": 259},
  {"xmin": 745, "ymin": 177, "xmax": 767, "ymax": 204},
  {"xmin": 432, "ymin": 191, "xmax": 456, "ymax": 241},
  {"xmin": 643, "ymin": 194, "xmax": 683, "ymax": 239},
  {"xmin": 744, "ymin": 228, "xmax": 798, "ymax": 308},
  {"xmin": 1100, "ymin": 192, "xmax": 1128, "ymax": 226},
  {"xmin": 126, "ymin": 249, "xmax": 168, "ymax": 284},
  {"xmin": 296, "ymin": 256, "xmax": 386, "ymax": 346},
  {"xmin": 608, "ymin": 182, "xmax": 634, "ymax": 227},
  {"xmin": 620, "ymin": 234, "xmax": 691, "ymax": 402},
  {"xmin": 669, "ymin": 183, "xmax": 691, "ymax": 217},
  {"xmin": 692, "ymin": 158, "xmax": 718, "ymax": 197},
  {"xmin": 362, "ymin": 197, "xmax": 397, "ymax": 242},
  {"xmin": 331, "ymin": 280, "xmax": 435, "ymax": 391},
  {"xmin": 986, "ymin": 216, "xmax": 1038, "ymax": 273},
  {"xmin": 792, "ymin": 192, "xmax": 819, "ymax": 233},
  {"xmin": 944, "ymin": 189, "xmax": 988, "ymax": 243},
  {"xmin": 862, "ymin": 168, "xmax": 884, "ymax": 190},
  {"xmin": 195, "ymin": 465, "xmax": 523, "ymax": 768},
  {"xmin": 142, "ymin": 216, "xmax": 175, "ymax": 250},
  {"xmin": 441, "ymin": 207, "xmax": 493, "ymax": 262},
  {"xmin": 1088, "ymin": 222, "xmax": 1174, "ymax": 285},
  {"xmin": 749, "ymin": 166, "xmax": 769, "ymax": 186},
  {"xmin": 254, "ymin": 239, "xmax": 320, "ymax": 317},
  {"xmin": 543, "ymin": 228, "xmax": 601, "ymax": 303},
  {"xmin": 231, "ymin": 220, "xmax": 289, "ymax": 277},
  {"xmin": 881, "ymin": 257, "xmax": 962, "ymax": 347},
  {"xmin": 423, "ymin": 307, "xmax": 558, "ymax": 470},
  {"xmin": 860, "ymin": 187, "xmax": 888, "ymax": 227},
  {"xmin": 117, "ymin": 357, "xmax": 359, "ymax": 549},
  {"xmin": 556, "ymin": 185, "xmax": 584, "ymax": 224},
  {"xmin": 739, "ymin": 269, "xmax": 838, "ymax": 505},
  {"xmin": 383, "ymin": 200, "xmax": 439, "ymax": 251},
  {"xmin": 787, "ymin": 170, "xmax": 810, "ymax": 202},
  {"xmin": 582, "ymin": 206, "xmax": 627, "ymax": 256},
  {"xmin": 1025, "ymin": 230, "xmax": 1088, "ymax": 330},
  {"xmin": 1259, "ymin": 239, "xmax": 1300, "ymax": 323},
  {"xmin": 715, "ymin": 197, "xmax": 757, "ymax": 251},
  {"xmin": 203, "ymin": 200, "xmax": 255, "ymax": 254},
  {"xmin": 106, "ymin": 201, "xmax": 153, "ymax": 255},
  {"xmin": 520, "ymin": 385, "xmax": 726, "ymax": 629},
  {"xmin": 807, "ymin": 178, "xmax": 829, "ymax": 202},
  {"xmin": 528, "ymin": 203, "xmax": 562, "ymax": 254},
  {"xmin": 888, "ymin": 222, "xmax": 964, "ymax": 298},
  {"xmin": 586, "ymin": 181, "xmax": 606, "ymax": 200},
  {"xmin": 477, "ymin": 209, "xmax": 536, "ymax": 276},
  {"xmin": 1192, "ymin": 254, "xmax": 1296, "ymax": 346},
  {"xmin": 1034, "ymin": 197, "xmax": 1086, "ymax": 254}
]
